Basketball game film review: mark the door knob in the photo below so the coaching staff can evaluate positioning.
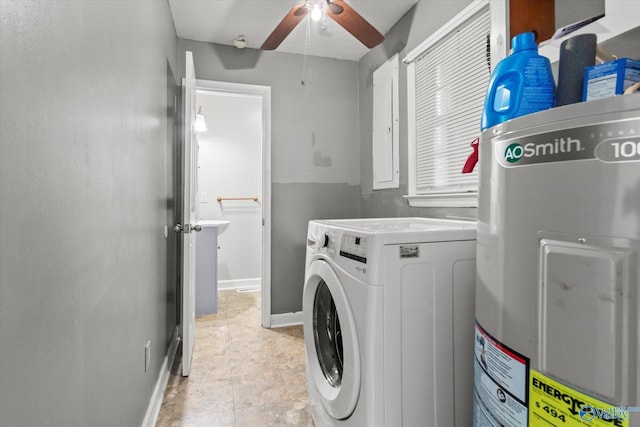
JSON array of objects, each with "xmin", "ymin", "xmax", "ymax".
[{"xmin": 174, "ymin": 223, "xmax": 201, "ymax": 233}]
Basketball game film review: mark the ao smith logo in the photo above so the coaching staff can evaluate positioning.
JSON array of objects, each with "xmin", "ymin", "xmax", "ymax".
[{"xmin": 504, "ymin": 137, "xmax": 585, "ymax": 163}]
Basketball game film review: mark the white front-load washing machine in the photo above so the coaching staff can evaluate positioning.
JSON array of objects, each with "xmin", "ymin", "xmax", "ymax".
[{"xmin": 303, "ymin": 218, "xmax": 477, "ymax": 427}]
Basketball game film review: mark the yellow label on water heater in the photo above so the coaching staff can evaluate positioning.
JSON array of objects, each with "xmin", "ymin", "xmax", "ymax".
[{"xmin": 529, "ymin": 370, "xmax": 629, "ymax": 427}]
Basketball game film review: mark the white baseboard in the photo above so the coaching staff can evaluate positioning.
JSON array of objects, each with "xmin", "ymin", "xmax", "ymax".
[
  {"xmin": 218, "ymin": 277, "xmax": 261, "ymax": 291},
  {"xmin": 142, "ymin": 326, "xmax": 179, "ymax": 427},
  {"xmin": 270, "ymin": 311, "xmax": 303, "ymax": 328}
]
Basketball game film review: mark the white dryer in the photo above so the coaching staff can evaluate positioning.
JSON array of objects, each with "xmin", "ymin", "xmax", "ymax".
[{"xmin": 303, "ymin": 218, "xmax": 477, "ymax": 427}]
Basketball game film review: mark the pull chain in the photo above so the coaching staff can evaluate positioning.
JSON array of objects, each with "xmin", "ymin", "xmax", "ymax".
[{"xmin": 302, "ymin": 14, "xmax": 310, "ymax": 86}]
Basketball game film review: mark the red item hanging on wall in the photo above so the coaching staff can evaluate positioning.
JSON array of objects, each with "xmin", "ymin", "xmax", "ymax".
[{"xmin": 462, "ymin": 138, "xmax": 479, "ymax": 174}]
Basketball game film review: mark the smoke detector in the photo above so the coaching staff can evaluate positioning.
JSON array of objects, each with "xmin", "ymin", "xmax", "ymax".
[{"xmin": 233, "ymin": 35, "xmax": 247, "ymax": 49}]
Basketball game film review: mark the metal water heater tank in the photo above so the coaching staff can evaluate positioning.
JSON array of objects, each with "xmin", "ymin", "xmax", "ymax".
[{"xmin": 473, "ymin": 95, "xmax": 640, "ymax": 427}]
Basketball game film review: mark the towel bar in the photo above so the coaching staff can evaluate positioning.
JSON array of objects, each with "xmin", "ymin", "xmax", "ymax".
[{"xmin": 217, "ymin": 196, "xmax": 259, "ymax": 202}]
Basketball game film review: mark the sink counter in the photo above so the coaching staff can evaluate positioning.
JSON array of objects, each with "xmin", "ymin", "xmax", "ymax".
[{"xmin": 197, "ymin": 220, "xmax": 230, "ymax": 234}]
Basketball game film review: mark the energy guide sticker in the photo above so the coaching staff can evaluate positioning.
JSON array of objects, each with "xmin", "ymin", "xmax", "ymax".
[
  {"xmin": 473, "ymin": 321, "xmax": 529, "ymax": 427},
  {"xmin": 529, "ymin": 370, "xmax": 629, "ymax": 427}
]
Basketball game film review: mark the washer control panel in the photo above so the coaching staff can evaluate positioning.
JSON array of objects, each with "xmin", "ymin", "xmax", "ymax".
[{"xmin": 339, "ymin": 234, "xmax": 368, "ymax": 264}]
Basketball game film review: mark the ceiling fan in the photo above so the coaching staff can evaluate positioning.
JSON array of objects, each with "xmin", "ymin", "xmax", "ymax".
[{"xmin": 261, "ymin": 0, "xmax": 385, "ymax": 51}]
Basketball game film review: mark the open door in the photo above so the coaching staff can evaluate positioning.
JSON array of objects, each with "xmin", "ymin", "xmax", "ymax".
[{"xmin": 179, "ymin": 51, "xmax": 199, "ymax": 376}]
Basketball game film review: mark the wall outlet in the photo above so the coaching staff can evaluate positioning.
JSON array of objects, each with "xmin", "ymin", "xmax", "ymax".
[{"xmin": 145, "ymin": 340, "xmax": 151, "ymax": 372}]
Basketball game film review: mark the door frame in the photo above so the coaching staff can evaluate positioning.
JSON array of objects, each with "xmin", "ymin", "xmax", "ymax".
[{"xmin": 195, "ymin": 79, "xmax": 272, "ymax": 328}]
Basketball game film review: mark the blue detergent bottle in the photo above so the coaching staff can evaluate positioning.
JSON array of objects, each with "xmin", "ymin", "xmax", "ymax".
[{"xmin": 481, "ymin": 32, "xmax": 555, "ymax": 130}]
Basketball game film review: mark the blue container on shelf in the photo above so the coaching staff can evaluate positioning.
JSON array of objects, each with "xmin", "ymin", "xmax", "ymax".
[{"xmin": 481, "ymin": 32, "xmax": 555, "ymax": 130}]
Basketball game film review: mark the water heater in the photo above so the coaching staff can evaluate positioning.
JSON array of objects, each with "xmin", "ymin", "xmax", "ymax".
[{"xmin": 473, "ymin": 95, "xmax": 640, "ymax": 426}]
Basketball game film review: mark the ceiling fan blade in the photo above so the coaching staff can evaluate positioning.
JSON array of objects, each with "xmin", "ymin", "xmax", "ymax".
[
  {"xmin": 327, "ymin": 0, "xmax": 384, "ymax": 49},
  {"xmin": 261, "ymin": 5, "xmax": 308, "ymax": 50}
]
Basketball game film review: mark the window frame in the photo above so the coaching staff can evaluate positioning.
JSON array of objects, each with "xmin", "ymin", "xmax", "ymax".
[{"xmin": 403, "ymin": 0, "xmax": 501, "ymax": 208}]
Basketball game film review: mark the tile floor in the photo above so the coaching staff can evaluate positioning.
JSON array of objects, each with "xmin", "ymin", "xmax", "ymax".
[{"xmin": 157, "ymin": 289, "xmax": 315, "ymax": 426}]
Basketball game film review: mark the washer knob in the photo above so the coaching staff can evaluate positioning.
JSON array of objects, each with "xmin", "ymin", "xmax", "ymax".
[{"xmin": 321, "ymin": 233, "xmax": 330, "ymax": 248}]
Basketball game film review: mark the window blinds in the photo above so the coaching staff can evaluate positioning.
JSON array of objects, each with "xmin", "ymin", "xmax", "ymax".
[{"xmin": 412, "ymin": 4, "xmax": 490, "ymax": 195}]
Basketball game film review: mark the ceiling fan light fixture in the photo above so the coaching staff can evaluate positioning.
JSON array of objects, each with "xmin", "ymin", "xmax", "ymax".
[
  {"xmin": 261, "ymin": 0, "xmax": 384, "ymax": 51},
  {"xmin": 310, "ymin": 3, "xmax": 323, "ymax": 21}
]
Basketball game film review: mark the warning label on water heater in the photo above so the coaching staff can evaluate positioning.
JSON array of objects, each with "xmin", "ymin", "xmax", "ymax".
[
  {"xmin": 530, "ymin": 370, "xmax": 629, "ymax": 427},
  {"xmin": 473, "ymin": 321, "xmax": 529, "ymax": 427}
]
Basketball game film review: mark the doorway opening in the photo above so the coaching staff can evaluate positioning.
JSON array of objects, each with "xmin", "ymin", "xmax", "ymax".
[{"xmin": 195, "ymin": 80, "xmax": 272, "ymax": 328}]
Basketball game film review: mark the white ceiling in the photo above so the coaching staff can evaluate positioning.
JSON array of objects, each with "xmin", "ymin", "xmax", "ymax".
[{"xmin": 168, "ymin": 0, "xmax": 419, "ymax": 61}]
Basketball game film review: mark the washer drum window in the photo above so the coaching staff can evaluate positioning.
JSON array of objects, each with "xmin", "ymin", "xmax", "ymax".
[
  {"xmin": 313, "ymin": 280, "xmax": 344, "ymax": 388},
  {"xmin": 303, "ymin": 259, "xmax": 361, "ymax": 420}
]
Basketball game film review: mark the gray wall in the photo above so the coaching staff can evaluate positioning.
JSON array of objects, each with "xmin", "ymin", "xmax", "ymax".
[
  {"xmin": 176, "ymin": 40, "xmax": 361, "ymax": 314},
  {"xmin": 356, "ymin": 0, "xmax": 608, "ymax": 220},
  {"xmin": 356, "ymin": 0, "xmax": 607, "ymax": 220},
  {"xmin": 0, "ymin": 1, "xmax": 178, "ymax": 425},
  {"xmin": 358, "ymin": 0, "xmax": 478, "ymax": 220}
]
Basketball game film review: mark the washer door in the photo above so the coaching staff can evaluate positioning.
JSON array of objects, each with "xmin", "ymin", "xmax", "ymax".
[{"xmin": 303, "ymin": 259, "xmax": 361, "ymax": 420}]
